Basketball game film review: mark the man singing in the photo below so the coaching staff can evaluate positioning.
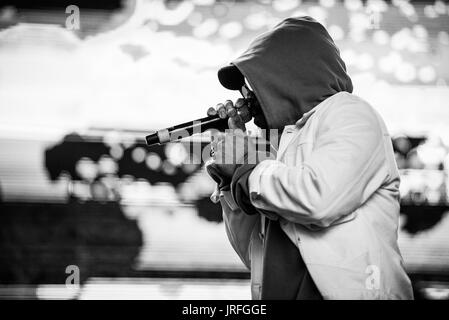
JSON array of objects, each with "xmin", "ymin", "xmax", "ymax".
[{"xmin": 206, "ymin": 16, "xmax": 413, "ymax": 300}]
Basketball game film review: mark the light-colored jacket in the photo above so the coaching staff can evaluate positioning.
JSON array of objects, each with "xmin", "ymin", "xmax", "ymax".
[{"xmin": 218, "ymin": 92, "xmax": 414, "ymax": 300}]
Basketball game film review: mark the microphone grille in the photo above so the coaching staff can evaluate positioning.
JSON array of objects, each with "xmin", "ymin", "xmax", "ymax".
[{"xmin": 218, "ymin": 65, "xmax": 245, "ymax": 91}]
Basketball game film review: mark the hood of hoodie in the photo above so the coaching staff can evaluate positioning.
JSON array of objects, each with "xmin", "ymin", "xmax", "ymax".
[{"xmin": 231, "ymin": 16, "xmax": 353, "ymax": 130}]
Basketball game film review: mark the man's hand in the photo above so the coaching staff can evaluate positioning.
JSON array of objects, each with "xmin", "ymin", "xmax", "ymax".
[
  {"xmin": 207, "ymin": 99, "xmax": 252, "ymax": 131},
  {"xmin": 205, "ymin": 99, "xmax": 253, "ymax": 180},
  {"xmin": 205, "ymin": 99, "xmax": 274, "ymax": 187},
  {"xmin": 210, "ymin": 128, "xmax": 253, "ymax": 178}
]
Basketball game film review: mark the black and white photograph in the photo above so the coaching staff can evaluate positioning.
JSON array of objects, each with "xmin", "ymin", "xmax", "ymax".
[{"xmin": 0, "ymin": 0, "xmax": 449, "ymax": 307}]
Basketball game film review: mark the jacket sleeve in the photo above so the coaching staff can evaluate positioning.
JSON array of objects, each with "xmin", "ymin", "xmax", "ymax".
[
  {"xmin": 218, "ymin": 189, "xmax": 259, "ymax": 270},
  {"xmin": 248, "ymin": 100, "xmax": 392, "ymax": 228}
]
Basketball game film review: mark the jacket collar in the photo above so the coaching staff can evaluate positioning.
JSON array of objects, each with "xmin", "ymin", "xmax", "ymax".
[
  {"xmin": 295, "ymin": 92, "xmax": 342, "ymax": 128},
  {"xmin": 295, "ymin": 108, "xmax": 317, "ymax": 129}
]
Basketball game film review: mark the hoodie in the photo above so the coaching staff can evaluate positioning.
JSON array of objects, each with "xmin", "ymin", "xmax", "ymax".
[{"xmin": 229, "ymin": 16, "xmax": 353, "ymax": 130}]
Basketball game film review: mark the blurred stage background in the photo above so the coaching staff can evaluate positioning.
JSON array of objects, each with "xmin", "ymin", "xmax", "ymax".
[{"xmin": 0, "ymin": 0, "xmax": 449, "ymax": 300}]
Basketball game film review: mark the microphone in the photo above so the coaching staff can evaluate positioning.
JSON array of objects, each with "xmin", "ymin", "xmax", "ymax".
[
  {"xmin": 145, "ymin": 115, "xmax": 228, "ymax": 146},
  {"xmin": 146, "ymin": 65, "xmax": 248, "ymax": 146}
]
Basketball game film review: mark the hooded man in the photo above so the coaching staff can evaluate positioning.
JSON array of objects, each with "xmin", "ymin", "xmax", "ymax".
[{"xmin": 206, "ymin": 17, "xmax": 413, "ymax": 300}]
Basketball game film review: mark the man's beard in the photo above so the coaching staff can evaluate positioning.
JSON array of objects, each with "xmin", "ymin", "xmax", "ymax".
[{"xmin": 254, "ymin": 113, "xmax": 269, "ymax": 129}]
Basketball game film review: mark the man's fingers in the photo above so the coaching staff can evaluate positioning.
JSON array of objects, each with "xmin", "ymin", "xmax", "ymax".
[
  {"xmin": 207, "ymin": 107, "xmax": 217, "ymax": 116},
  {"xmin": 212, "ymin": 99, "xmax": 250, "ymax": 126},
  {"xmin": 216, "ymin": 103, "xmax": 227, "ymax": 119},
  {"xmin": 225, "ymin": 100, "xmax": 237, "ymax": 117},
  {"xmin": 224, "ymin": 100, "xmax": 233, "ymax": 108}
]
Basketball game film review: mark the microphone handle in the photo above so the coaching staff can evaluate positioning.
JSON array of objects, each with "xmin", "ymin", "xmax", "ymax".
[{"xmin": 146, "ymin": 115, "xmax": 228, "ymax": 146}]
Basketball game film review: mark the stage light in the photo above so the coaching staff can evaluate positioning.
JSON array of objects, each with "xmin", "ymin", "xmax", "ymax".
[
  {"xmin": 75, "ymin": 157, "xmax": 98, "ymax": 181},
  {"xmin": 219, "ymin": 21, "xmax": 243, "ymax": 39},
  {"xmin": 146, "ymin": 152, "xmax": 162, "ymax": 171},
  {"xmin": 193, "ymin": 18, "xmax": 219, "ymax": 38},
  {"xmin": 131, "ymin": 147, "xmax": 147, "ymax": 163}
]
